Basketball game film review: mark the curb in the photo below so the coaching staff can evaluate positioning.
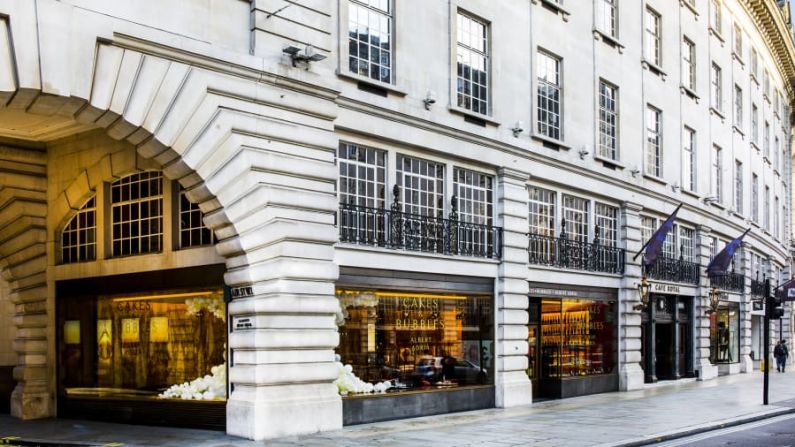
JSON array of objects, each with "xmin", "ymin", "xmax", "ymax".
[{"xmin": 606, "ymin": 407, "xmax": 795, "ymax": 446}]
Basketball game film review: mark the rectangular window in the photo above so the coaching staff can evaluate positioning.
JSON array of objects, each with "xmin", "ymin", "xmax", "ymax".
[
  {"xmin": 775, "ymin": 136, "xmax": 780, "ymax": 170},
  {"xmin": 348, "ymin": 0, "xmax": 393, "ymax": 83},
  {"xmin": 734, "ymin": 84, "xmax": 743, "ymax": 128},
  {"xmin": 764, "ymin": 70, "xmax": 770, "ymax": 98},
  {"xmin": 683, "ymin": 126, "xmax": 696, "ymax": 192},
  {"xmin": 775, "ymin": 90, "xmax": 781, "ymax": 116},
  {"xmin": 711, "ymin": 63, "xmax": 722, "ymax": 111},
  {"xmin": 645, "ymin": 105, "xmax": 662, "ymax": 177},
  {"xmin": 711, "ymin": 0, "xmax": 722, "ymax": 34},
  {"xmin": 752, "ymin": 103, "xmax": 759, "ymax": 144},
  {"xmin": 594, "ymin": 202, "xmax": 618, "ymax": 247},
  {"xmin": 597, "ymin": 0, "xmax": 618, "ymax": 38},
  {"xmin": 454, "ymin": 167, "xmax": 493, "ymax": 225},
  {"xmin": 764, "ymin": 121, "xmax": 770, "ymax": 159},
  {"xmin": 734, "ymin": 160, "xmax": 743, "ymax": 214},
  {"xmin": 752, "ymin": 173, "xmax": 759, "ymax": 222},
  {"xmin": 645, "ymin": 8, "xmax": 661, "ymax": 66},
  {"xmin": 764, "ymin": 185, "xmax": 770, "ymax": 231},
  {"xmin": 682, "ymin": 38, "xmax": 696, "ymax": 91},
  {"xmin": 178, "ymin": 188, "xmax": 215, "ymax": 249},
  {"xmin": 528, "ymin": 187, "xmax": 556, "ymax": 236},
  {"xmin": 396, "ymin": 154, "xmax": 445, "ymax": 217},
  {"xmin": 598, "ymin": 80, "xmax": 618, "ymax": 160},
  {"xmin": 61, "ymin": 197, "xmax": 96, "ymax": 263},
  {"xmin": 456, "ymin": 12, "xmax": 489, "ymax": 115},
  {"xmin": 537, "ymin": 51, "xmax": 562, "ymax": 140},
  {"xmin": 663, "ymin": 224, "xmax": 678, "ymax": 259},
  {"xmin": 640, "ymin": 216, "xmax": 656, "ymax": 247},
  {"xmin": 751, "ymin": 47, "xmax": 759, "ymax": 78},
  {"xmin": 110, "ymin": 172, "xmax": 163, "ymax": 257},
  {"xmin": 733, "ymin": 23, "xmax": 742, "ymax": 55},
  {"xmin": 338, "ymin": 142, "xmax": 387, "ymax": 208},
  {"xmin": 680, "ymin": 227, "xmax": 696, "ymax": 263},
  {"xmin": 712, "ymin": 145, "xmax": 722, "ymax": 203},
  {"xmin": 775, "ymin": 196, "xmax": 780, "ymax": 239},
  {"xmin": 562, "ymin": 194, "xmax": 589, "ymax": 243}
]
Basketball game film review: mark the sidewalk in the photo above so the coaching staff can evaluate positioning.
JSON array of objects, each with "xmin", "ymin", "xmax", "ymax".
[{"xmin": 2, "ymin": 372, "xmax": 795, "ymax": 447}]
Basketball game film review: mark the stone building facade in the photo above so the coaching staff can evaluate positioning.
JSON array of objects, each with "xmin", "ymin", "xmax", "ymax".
[{"xmin": 0, "ymin": 0, "xmax": 793, "ymax": 441}]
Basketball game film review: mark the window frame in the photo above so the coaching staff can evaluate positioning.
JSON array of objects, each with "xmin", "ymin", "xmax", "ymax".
[
  {"xmin": 682, "ymin": 126, "xmax": 696, "ymax": 192},
  {"xmin": 644, "ymin": 7, "xmax": 662, "ymax": 67},
  {"xmin": 536, "ymin": 50, "xmax": 564, "ymax": 141},
  {"xmin": 454, "ymin": 10, "xmax": 491, "ymax": 117},
  {"xmin": 645, "ymin": 105, "xmax": 662, "ymax": 178},
  {"xmin": 682, "ymin": 37, "xmax": 696, "ymax": 91},
  {"xmin": 711, "ymin": 63, "xmax": 723, "ymax": 112},
  {"xmin": 598, "ymin": 79, "xmax": 619, "ymax": 161}
]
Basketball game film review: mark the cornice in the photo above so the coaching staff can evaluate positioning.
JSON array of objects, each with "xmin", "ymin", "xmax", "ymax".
[{"xmin": 742, "ymin": 0, "xmax": 795, "ymax": 101}]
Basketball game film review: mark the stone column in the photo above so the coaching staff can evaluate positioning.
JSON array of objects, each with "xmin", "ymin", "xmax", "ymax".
[
  {"xmin": 739, "ymin": 246, "xmax": 753, "ymax": 373},
  {"xmin": 619, "ymin": 201, "xmax": 644, "ymax": 390},
  {"xmin": 494, "ymin": 168, "xmax": 532, "ymax": 407},
  {"xmin": 695, "ymin": 225, "xmax": 717, "ymax": 380},
  {"xmin": 0, "ymin": 146, "xmax": 51, "ymax": 419}
]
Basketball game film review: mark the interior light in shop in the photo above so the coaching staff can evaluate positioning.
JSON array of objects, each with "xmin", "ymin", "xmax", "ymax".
[
  {"xmin": 149, "ymin": 317, "xmax": 169, "ymax": 342},
  {"xmin": 64, "ymin": 320, "xmax": 81, "ymax": 345},
  {"xmin": 121, "ymin": 318, "xmax": 140, "ymax": 343}
]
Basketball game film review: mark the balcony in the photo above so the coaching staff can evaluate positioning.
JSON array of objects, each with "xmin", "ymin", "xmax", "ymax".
[
  {"xmin": 709, "ymin": 271, "xmax": 745, "ymax": 293},
  {"xmin": 527, "ymin": 232, "xmax": 625, "ymax": 274},
  {"xmin": 643, "ymin": 255, "xmax": 700, "ymax": 284},
  {"xmin": 338, "ymin": 202, "xmax": 502, "ymax": 259}
]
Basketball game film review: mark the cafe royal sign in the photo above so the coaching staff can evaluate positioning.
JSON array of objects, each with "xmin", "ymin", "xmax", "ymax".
[{"xmin": 651, "ymin": 283, "xmax": 681, "ymax": 295}]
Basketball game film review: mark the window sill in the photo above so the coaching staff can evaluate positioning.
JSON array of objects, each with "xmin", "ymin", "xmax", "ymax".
[
  {"xmin": 732, "ymin": 53, "xmax": 745, "ymax": 67},
  {"xmin": 751, "ymin": 142, "xmax": 760, "ymax": 153},
  {"xmin": 592, "ymin": 29, "xmax": 624, "ymax": 52},
  {"xmin": 751, "ymin": 74, "xmax": 759, "ymax": 85},
  {"xmin": 643, "ymin": 173, "xmax": 667, "ymax": 186},
  {"xmin": 731, "ymin": 211, "xmax": 744, "ymax": 219},
  {"xmin": 763, "ymin": 155, "xmax": 771, "ymax": 165},
  {"xmin": 680, "ymin": 85, "xmax": 700, "ymax": 102},
  {"xmin": 532, "ymin": 0, "xmax": 571, "ymax": 21},
  {"xmin": 530, "ymin": 133, "xmax": 570, "ymax": 150},
  {"xmin": 709, "ymin": 27, "xmax": 725, "ymax": 45},
  {"xmin": 710, "ymin": 107, "xmax": 725, "ymax": 120},
  {"xmin": 642, "ymin": 60, "xmax": 667, "ymax": 80},
  {"xmin": 750, "ymin": 220, "xmax": 760, "ymax": 229},
  {"xmin": 774, "ymin": 168, "xmax": 781, "ymax": 177},
  {"xmin": 336, "ymin": 70, "xmax": 408, "ymax": 97},
  {"xmin": 764, "ymin": 94, "xmax": 770, "ymax": 104},
  {"xmin": 682, "ymin": 189, "xmax": 700, "ymax": 200},
  {"xmin": 448, "ymin": 106, "xmax": 500, "ymax": 127},
  {"xmin": 680, "ymin": 0, "xmax": 699, "ymax": 18},
  {"xmin": 594, "ymin": 153, "xmax": 625, "ymax": 169},
  {"xmin": 709, "ymin": 201, "xmax": 726, "ymax": 210},
  {"xmin": 732, "ymin": 126, "xmax": 745, "ymax": 137}
]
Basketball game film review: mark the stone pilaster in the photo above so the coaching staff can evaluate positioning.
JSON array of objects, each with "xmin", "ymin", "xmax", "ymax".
[
  {"xmin": 619, "ymin": 201, "xmax": 644, "ymax": 390},
  {"xmin": 494, "ymin": 167, "xmax": 531, "ymax": 407},
  {"xmin": 739, "ymin": 246, "xmax": 753, "ymax": 373},
  {"xmin": 0, "ymin": 146, "xmax": 51, "ymax": 419},
  {"xmin": 695, "ymin": 226, "xmax": 717, "ymax": 380}
]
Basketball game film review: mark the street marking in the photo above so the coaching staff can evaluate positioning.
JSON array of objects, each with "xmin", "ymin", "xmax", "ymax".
[{"xmin": 655, "ymin": 413, "xmax": 795, "ymax": 446}]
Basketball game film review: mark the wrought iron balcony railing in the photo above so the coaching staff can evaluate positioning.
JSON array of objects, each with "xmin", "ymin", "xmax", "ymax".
[
  {"xmin": 338, "ymin": 203, "xmax": 502, "ymax": 259},
  {"xmin": 751, "ymin": 278, "xmax": 765, "ymax": 297},
  {"xmin": 527, "ymin": 232, "xmax": 625, "ymax": 274},
  {"xmin": 643, "ymin": 255, "xmax": 700, "ymax": 284},
  {"xmin": 709, "ymin": 271, "xmax": 745, "ymax": 293}
]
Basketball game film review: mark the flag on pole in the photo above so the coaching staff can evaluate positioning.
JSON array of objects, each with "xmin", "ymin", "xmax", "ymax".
[
  {"xmin": 705, "ymin": 228, "xmax": 751, "ymax": 275},
  {"xmin": 638, "ymin": 203, "xmax": 682, "ymax": 267}
]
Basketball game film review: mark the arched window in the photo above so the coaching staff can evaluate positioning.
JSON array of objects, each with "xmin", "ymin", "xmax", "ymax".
[
  {"xmin": 110, "ymin": 171, "xmax": 163, "ymax": 256},
  {"xmin": 178, "ymin": 187, "xmax": 215, "ymax": 248},
  {"xmin": 61, "ymin": 196, "xmax": 96, "ymax": 263}
]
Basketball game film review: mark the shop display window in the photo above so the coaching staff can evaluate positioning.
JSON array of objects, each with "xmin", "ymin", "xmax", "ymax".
[
  {"xmin": 336, "ymin": 289, "xmax": 494, "ymax": 394},
  {"xmin": 58, "ymin": 289, "xmax": 227, "ymax": 401},
  {"xmin": 536, "ymin": 299, "xmax": 616, "ymax": 378},
  {"xmin": 710, "ymin": 302, "xmax": 740, "ymax": 364}
]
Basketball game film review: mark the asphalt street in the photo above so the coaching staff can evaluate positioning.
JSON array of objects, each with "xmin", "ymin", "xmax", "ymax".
[{"xmin": 657, "ymin": 413, "xmax": 795, "ymax": 447}]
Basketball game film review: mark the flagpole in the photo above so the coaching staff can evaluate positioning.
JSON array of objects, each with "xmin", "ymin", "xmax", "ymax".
[{"xmin": 632, "ymin": 203, "xmax": 683, "ymax": 261}]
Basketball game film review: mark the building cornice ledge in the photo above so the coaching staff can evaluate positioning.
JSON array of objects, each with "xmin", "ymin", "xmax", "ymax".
[{"xmin": 742, "ymin": 0, "xmax": 795, "ymax": 100}]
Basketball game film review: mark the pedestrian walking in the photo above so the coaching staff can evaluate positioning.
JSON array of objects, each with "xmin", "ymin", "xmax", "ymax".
[{"xmin": 775, "ymin": 340, "xmax": 789, "ymax": 372}]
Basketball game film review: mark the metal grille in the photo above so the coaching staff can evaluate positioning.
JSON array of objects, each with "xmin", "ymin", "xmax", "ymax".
[
  {"xmin": 178, "ymin": 188, "xmax": 214, "ymax": 249},
  {"xmin": 396, "ymin": 154, "xmax": 444, "ymax": 217},
  {"xmin": 537, "ymin": 51, "xmax": 562, "ymax": 140},
  {"xmin": 61, "ymin": 196, "xmax": 96, "ymax": 264},
  {"xmin": 348, "ymin": 0, "xmax": 392, "ymax": 83},
  {"xmin": 110, "ymin": 172, "xmax": 163, "ymax": 257},
  {"xmin": 562, "ymin": 194, "xmax": 588, "ymax": 243},
  {"xmin": 456, "ymin": 12, "xmax": 489, "ymax": 115},
  {"xmin": 598, "ymin": 81, "xmax": 618, "ymax": 160},
  {"xmin": 594, "ymin": 203, "xmax": 618, "ymax": 248},
  {"xmin": 645, "ymin": 106, "xmax": 661, "ymax": 177}
]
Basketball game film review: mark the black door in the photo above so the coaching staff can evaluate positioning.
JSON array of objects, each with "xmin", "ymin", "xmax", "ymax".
[{"xmin": 655, "ymin": 323, "xmax": 674, "ymax": 379}]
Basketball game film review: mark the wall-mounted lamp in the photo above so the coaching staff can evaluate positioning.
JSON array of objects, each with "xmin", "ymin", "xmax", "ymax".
[
  {"xmin": 423, "ymin": 91, "xmax": 437, "ymax": 110},
  {"xmin": 634, "ymin": 276, "xmax": 651, "ymax": 311},
  {"xmin": 705, "ymin": 286, "xmax": 722, "ymax": 315},
  {"xmin": 511, "ymin": 121, "xmax": 525, "ymax": 137},
  {"xmin": 282, "ymin": 44, "xmax": 326, "ymax": 68}
]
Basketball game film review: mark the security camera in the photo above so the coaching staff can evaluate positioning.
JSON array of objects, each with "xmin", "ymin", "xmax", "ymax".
[{"xmin": 423, "ymin": 91, "xmax": 437, "ymax": 110}]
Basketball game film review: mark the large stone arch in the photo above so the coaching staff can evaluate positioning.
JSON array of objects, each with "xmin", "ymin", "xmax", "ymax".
[{"xmin": 0, "ymin": 1, "xmax": 342, "ymax": 439}]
